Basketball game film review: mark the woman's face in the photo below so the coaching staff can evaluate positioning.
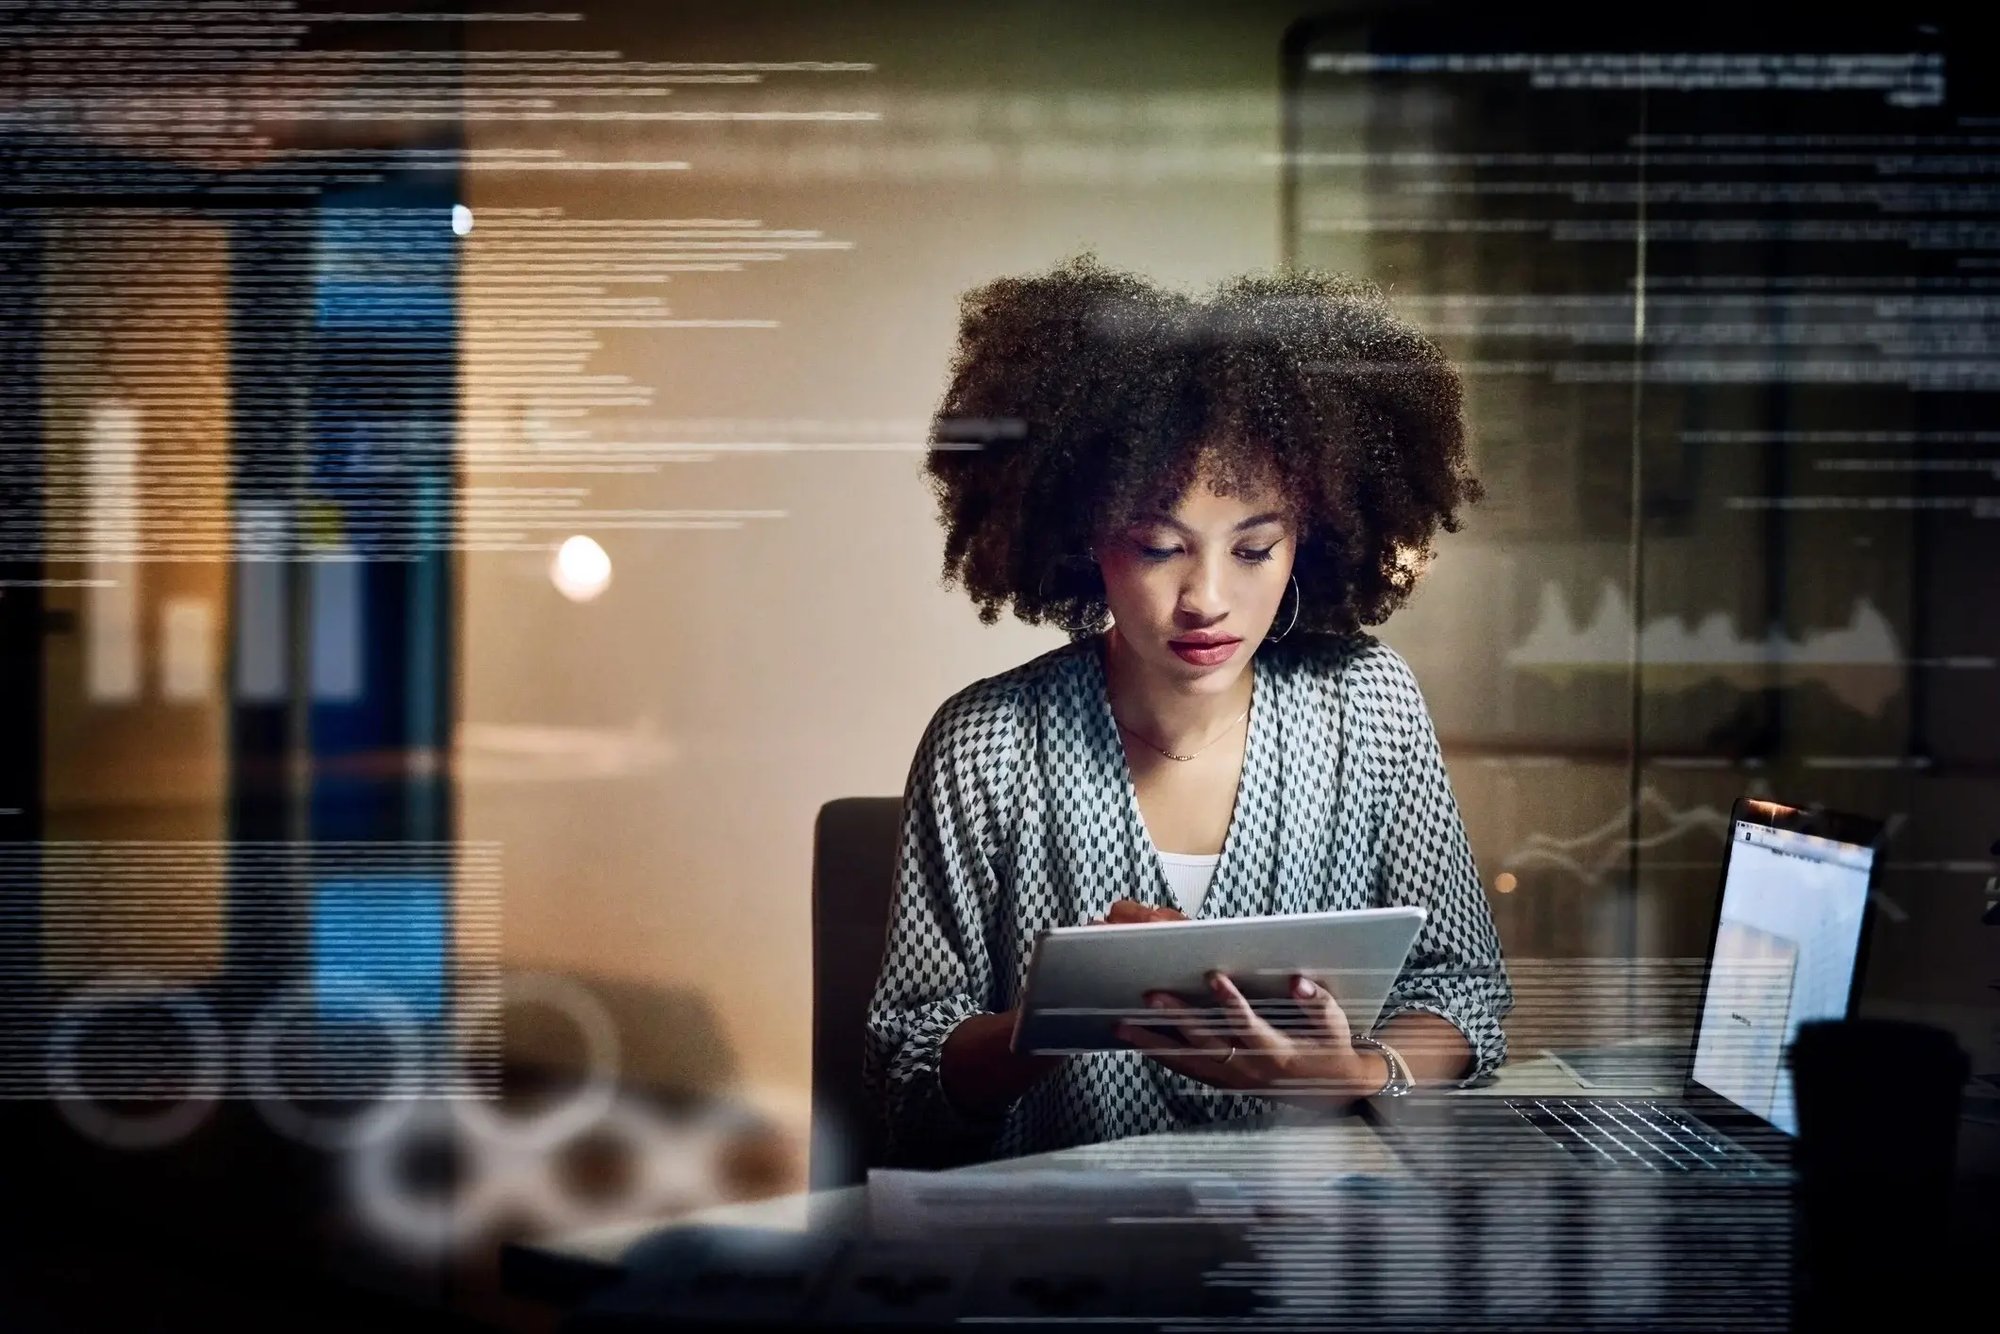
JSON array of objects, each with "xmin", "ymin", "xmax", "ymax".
[{"xmin": 1093, "ymin": 467, "xmax": 1298, "ymax": 694}]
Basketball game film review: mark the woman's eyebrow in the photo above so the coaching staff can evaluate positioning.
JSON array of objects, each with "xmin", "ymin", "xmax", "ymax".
[{"xmin": 1141, "ymin": 510, "xmax": 1288, "ymax": 533}]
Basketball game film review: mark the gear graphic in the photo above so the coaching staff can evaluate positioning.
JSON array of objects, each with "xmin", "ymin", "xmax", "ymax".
[
  {"xmin": 345, "ymin": 1082, "xmax": 745, "ymax": 1251},
  {"xmin": 339, "ymin": 972, "xmax": 811, "ymax": 1250},
  {"xmin": 449, "ymin": 969, "xmax": 620, "ymax": 1153},
  {"xmin": 43, "ymin": 966, "xmax": 813, "ymax": 1252}
]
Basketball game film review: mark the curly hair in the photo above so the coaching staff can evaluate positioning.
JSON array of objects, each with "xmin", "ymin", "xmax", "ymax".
[{"xmin": 923, "ymin": 252, "xmax": 1482, "ymax": 638}]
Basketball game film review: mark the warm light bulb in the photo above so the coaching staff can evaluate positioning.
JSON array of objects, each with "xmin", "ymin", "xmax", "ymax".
[{"xmin": 551, "ymin": 535, "xmax": 611, "ymax": 602}]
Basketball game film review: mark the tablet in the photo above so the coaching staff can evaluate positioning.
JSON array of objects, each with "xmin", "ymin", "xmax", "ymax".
[{"xmin": 1009, "ymin": 906, "xmax": 1426, "ymax": 1054}]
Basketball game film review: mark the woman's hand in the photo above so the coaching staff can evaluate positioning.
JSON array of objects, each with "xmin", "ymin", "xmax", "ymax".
[
  {"xmin": 940, "ymin": 899, "xmax": 1187, "ymax": 1116},
  {"xmin": 1090, "ymin": 897, "xmax": 1187, "ymax": 926},
  {"xmin": 1112, "ymin": 971, "xmax": 1389, "ymax": 1110}
]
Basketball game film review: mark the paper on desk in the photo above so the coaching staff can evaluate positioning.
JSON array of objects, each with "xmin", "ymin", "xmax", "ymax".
[
  {"xmin": 868, "ymin": 1131, "xmax": 1411, "ymax": 1242},
  {"xmin": 1044, "ymin": 1121, "xmax": 1408, "ymax": 1179},
  {"xmin": 866, "ymin": 1168, "xmax": 1219, "ymax": 1239}
]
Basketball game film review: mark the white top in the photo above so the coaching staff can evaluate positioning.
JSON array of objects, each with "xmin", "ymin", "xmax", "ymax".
[{"xmin": 1155, "ymin": 849, "xmax": 1221, "ymax": 917}]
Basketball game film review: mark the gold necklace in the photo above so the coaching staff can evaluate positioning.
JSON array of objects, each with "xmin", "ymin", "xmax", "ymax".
[
  {"xmin": 1100, "ymin": 630, "xmax": 1254, "ymax": 762},
  {"xmin": 1114, "ymin": 701, "xmax": 1251, "ymax": 763}
]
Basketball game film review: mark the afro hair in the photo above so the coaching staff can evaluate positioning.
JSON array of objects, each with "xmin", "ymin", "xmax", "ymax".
[{"xmin": 923, "ymin": 251, "xmax": 1482, "ymax": 638}]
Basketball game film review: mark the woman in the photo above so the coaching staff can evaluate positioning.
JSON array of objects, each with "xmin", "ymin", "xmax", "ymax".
[{"xmin": 863, "ymin": 254, "xmax": 1512, "ymax": 1168}]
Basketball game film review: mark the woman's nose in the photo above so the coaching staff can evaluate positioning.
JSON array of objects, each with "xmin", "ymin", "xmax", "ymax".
[{"xmin": 1178, "ymin": 552, "xmax": 1227, "ymax": 617}]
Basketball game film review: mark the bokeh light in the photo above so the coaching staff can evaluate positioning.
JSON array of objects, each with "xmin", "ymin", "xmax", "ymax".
[{"xmin": 551, "ymin": 535, "xmax": 611, "ymax": 602}]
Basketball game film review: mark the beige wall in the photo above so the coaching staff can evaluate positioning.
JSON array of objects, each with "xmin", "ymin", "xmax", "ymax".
[
  {"xmin": 446, "ymin": 0, "xmax": 1998, "ymax": 1126},
  {"xmin": 458, "ymin": 1, "xmax": 1314, "ymax": 1098}
]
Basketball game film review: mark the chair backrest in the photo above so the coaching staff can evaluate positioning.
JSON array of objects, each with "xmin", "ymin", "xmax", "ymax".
[{"xmin": 809, "ymin": 795, "xmax": 902, "ymax": 1190}]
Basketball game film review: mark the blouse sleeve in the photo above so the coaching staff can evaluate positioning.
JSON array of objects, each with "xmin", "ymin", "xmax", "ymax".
[
  {"xmin": 862, "ymin": 684, "xmax": 1023, "ymax": 1166},
  {"xmin": 1370, "ymin": 657, "xmax": 1514, "ymax": 1086}
]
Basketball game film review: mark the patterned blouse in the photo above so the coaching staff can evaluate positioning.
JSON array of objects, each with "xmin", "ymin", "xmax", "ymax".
[{"xmin": 863, "ymin": 629, "xmax": 1513, "ymax": 1167}]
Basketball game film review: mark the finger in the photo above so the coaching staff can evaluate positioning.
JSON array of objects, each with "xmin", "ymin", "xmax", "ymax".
[
  {"xmin": 1104, "ymin": 899, "xmax": 1150, "ymax": 924},
  {"xmin": 1122, "ymin": 1036, "xmax": 1249, "ymax": 1090},
  {"xmin": 1289, "ymin": 974, "xmax": 1353, "ymax": 1047},
  {"xmin": 1132, "ymin": 993, "xmax": 1231, "ymax": 1045},
  {"xmin": 1206, "ymin": 972, "xmax": 1284, "ymax": 1051}
]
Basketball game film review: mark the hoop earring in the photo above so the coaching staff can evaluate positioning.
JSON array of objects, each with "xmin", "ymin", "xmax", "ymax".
[{"xmin": 1267, "ymin": 574, "xmax": 1301, "ymax": 642}]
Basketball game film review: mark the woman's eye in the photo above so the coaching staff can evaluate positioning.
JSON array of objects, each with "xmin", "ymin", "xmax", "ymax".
[{"xmin": 1136, "ymin": 544, "xmax": 1272, "ymax": 564}]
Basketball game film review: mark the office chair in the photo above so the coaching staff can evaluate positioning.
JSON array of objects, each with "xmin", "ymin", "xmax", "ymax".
[{"xmin": 809, "ymin": 796, "xmax": 902, "ymax": 1190}]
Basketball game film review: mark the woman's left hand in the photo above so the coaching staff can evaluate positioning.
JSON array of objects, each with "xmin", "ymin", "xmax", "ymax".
[{"xmin": 1113, "ymin": 971, "xmax": 1386, "ymax": 1108}]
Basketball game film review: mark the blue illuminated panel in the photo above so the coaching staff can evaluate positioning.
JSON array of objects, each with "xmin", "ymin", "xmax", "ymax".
[{"xmin": 312, "ymin": 877, "xmax": 446, "ymax": 1023}]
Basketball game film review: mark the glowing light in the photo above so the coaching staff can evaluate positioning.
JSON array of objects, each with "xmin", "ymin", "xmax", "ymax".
[
  {"xmin": 551, "ymin": 535, "xmax": 611, "ymax": 602},
  {"xmin": 1495, "ymin": 873, "xmax": 1517, "ymax": 894},
  {"xmin": 86, "ymin": 402, "xmax": 141, "ymax": 701},
  {"xmin": 451, "ymin": 204, "xmax": 473, "ymax": 236}
]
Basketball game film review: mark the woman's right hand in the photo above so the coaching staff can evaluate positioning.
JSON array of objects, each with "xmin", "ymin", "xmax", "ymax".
[
  {"xmin": 1091, "ymin": 897, "xmax": 1188, "ymax": 926},
  {"xmin": 986, "ymin": 900, "xmax": 1182, "ymax": 1052},
  {"xmin": 940, "ymin": 899, "xmax": 1186, "ymax": 1118},
  {"xmin": 989, "ymin": 899, "xmax": 1179, "ymax": 1059}
]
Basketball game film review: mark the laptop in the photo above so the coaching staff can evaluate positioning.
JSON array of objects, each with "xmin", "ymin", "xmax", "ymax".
[{"xmin": 1367, "ymin": 796, "xmax": 1883, "ymax": 1177}]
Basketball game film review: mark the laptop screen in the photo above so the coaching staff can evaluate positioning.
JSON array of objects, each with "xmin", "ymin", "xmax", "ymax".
[{"xmin": 1690, "ymin": 818, "xmax": 1874, "ymax": 1135}]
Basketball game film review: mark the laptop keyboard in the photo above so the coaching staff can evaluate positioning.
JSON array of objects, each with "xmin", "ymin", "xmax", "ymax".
[{"xmin": 1505, "ymin": 1098, "xmax": 1769, "ymax": 1174}]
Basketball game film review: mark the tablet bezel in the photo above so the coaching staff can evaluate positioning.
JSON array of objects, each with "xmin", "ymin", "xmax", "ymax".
[{"xmin": 1008, "ymin": 905, "xmax": 1428, "ymax": 1055}]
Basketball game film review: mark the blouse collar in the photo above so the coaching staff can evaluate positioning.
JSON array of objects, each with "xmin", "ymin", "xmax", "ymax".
[{"xmin": 1077, "ymin": 631, "xmax": 1276, "ymax": 921}]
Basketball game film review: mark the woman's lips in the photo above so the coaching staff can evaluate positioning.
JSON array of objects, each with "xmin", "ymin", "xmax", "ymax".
[{"xmin": 1169, "ymin": 638, "xmax": 1240, "ymax": 666}]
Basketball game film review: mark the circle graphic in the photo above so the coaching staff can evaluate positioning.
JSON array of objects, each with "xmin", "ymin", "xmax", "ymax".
[
  {"xmin": 46, "ymin": 975, "xmax": 225, "ymax": 1150},
  {"xmin": 241, "ymin": 973, "xmax": 427, "ymax": 1151},
  {"xmin": 347, "ymin": 1088, "xmax": 735, "ymax": 1248},
  {"xmin": 451, "ymin": 970, "xmax": 620, "ymax": 1152}
]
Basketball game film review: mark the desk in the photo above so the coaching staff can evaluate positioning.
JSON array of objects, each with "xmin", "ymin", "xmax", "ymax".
[{"xmin": 502, "ymin": 1053, "xmax": 1699, "ymax": 1327}]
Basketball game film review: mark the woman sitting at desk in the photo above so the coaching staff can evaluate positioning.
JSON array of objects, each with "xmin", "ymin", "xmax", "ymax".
[{"xmin": 864, "ymin": 255, "xmax": 1513, "ymax": 1167}]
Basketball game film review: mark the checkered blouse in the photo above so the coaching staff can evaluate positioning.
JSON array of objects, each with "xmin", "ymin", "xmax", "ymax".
[{"xmin": 863, "ymin": 629, "xmax": 1513, "ymax": 1167}]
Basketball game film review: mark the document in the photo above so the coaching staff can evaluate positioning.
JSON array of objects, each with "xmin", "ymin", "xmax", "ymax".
[
  {"xmin": 866, "ymin": 1168, "xmax": 1213, "ymax": 1239},
  {"xmin": 867, "ymin": 1123, "xmax": 1412, "ymax": 1241}
]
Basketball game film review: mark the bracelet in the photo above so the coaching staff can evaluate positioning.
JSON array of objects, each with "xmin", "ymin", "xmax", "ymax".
[{"xmin": 1350, "ymin": 1035, "xmax": 1414, "ymax": 1097}]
